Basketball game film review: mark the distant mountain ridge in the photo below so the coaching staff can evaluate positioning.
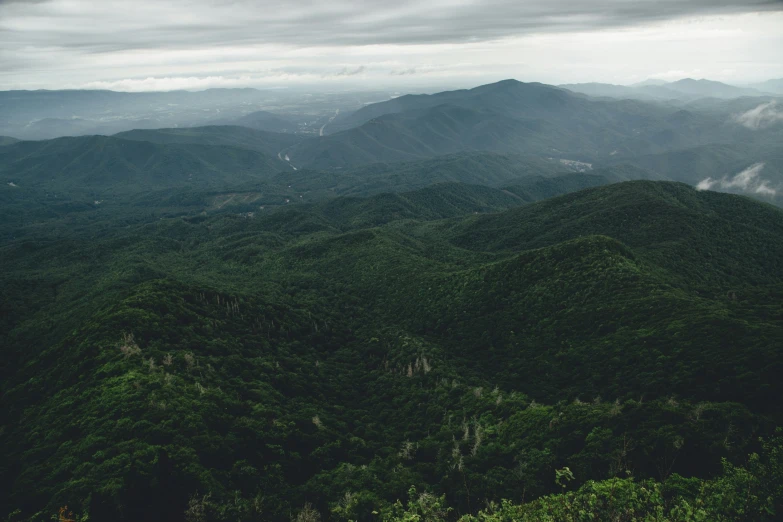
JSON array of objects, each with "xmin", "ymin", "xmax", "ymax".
[
  {"xmin": 750, "ymin": 78, "xmax": 783, "ymax": 94},
  {"xmin": 288, "ymin": 79, "xmax": 776, "ymax": 170},
  {"xmin": 560, "ymin": 77, "xmax": 773, "ymax": 100}
]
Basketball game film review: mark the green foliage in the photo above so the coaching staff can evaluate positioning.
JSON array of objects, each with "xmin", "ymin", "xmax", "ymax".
[
  {"xmin": 115, "ymin": 126, "xmax": 302, "ymax": 157},
  {"xmin": 454, "ymin": 431, "xmax": 783, "ymax": 522},
  {"xmin": 2, "ymin": 179, "xmax": 783, "ymax": 521},
  {"xmin": 379, "ymin": 488, "xmax": 451, "ymax": 522},
  {"xmin": 0, "ymin": 135, "xmax": 289, "ymax": 197}
]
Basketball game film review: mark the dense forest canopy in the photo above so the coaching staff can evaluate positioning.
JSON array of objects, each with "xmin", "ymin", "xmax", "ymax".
[{"xmin": 2, "ymin": 79, "xmax": 783, "ymax": 521}]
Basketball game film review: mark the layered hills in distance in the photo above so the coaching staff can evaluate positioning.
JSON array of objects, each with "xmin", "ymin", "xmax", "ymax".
[{"xmin": 2, "ymin": 77, "xmax": 783, "ymax": 521}]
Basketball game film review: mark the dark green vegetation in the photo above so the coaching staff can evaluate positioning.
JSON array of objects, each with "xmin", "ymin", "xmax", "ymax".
[
  {"xmin": 2, "ymin": 78, "xmax": 783, "ymax": 521},
  {"xmin": 0, "ymin": 134, "xmax": 290, "ymax": 196},
  {"xmin": 114, "ymin": 126, "xmax": 303, "ymax": 157},
  {"xmin": 3, "ymin": 173, "xmax": 783, "ymax": 521}
]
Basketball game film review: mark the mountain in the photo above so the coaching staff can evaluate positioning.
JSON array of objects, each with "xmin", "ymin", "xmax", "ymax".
[
  {"xmin": 665, "ymin": 78, "xmax": 766, "ymax": 99},
  {"xmin": 330, "ymin": 80, "xmax": 582, "ymax": 131},
  {"xmin": 288, "ymin": 79, "xmax": 776, "ymax": 170},
  {"xmin": 287, "ymin": 100, "xmax": 583, "ymax": 169},
  {"xmin": 114, "ymin": 125, "xmax": 303, "ymax": 157},
  {"xmin": 558, "ymin": 82, "xmax": 667, "ymax": 100},
  {"xmin": 750, "ymin": 78, "xmax": 783, "ymax": 94},
  {"xmin": 0, "ymin": 135, "xmax": 290, "ymax": 196},
  {"xmin": 561, "ymin": 78, "xmax": 771, "ymax": 102},
  {"xmin": 3, "ymin": 77, "xmax": 783, "ymax": 522},
  {"xmin": 0, "ymin": 136, "xmax": 18, "ymax": 146},
  {"xmin": 3, "ymin": 180, "xmax": 783, "ymax": 520}
]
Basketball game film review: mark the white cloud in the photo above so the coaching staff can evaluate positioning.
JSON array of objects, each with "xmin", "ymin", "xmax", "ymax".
[
  {"xmin": 723, "ymin": 162, "xmax": 765, "ymax": 190},
  {"xmin": 755, "ymin": 180, "xmax": 777, "ymax": 195},
  {"xmin": 732, "ymin": 102, "xmax": 783, "ymax": 130},
  {"xmin": 696, "ymin": 163, "xmax": 776, "ymax": 197}
]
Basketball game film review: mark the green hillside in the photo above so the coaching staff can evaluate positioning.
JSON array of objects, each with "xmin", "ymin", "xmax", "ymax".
[
  {"xmin": 2, "ymin": 180, "xmax": 783, "ymax": 521},
  {"xmin": 270, "ymin": 152, "xmax": 574, "ymax": 196},
  {"xmin": 0, "ymin": 135, "xmax": 291, "ymax": 196},
  {"xmin": 501, "ymin": 165, "xmax": 663, "ymax": 203},
  {"xmin": 114, "ymin": 126, "xmax": 303, "ymax": 157},
  {"xmin": 0, "ymin": 147, "xmax": 618, "ymax": 240}
]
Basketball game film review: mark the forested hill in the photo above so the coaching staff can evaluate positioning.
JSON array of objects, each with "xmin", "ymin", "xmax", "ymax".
[
  {"xmin": 2, "ymin": 179, "xmax": 783, "ymax": 521},
  {"xmin": 0, "ymin": 135, "xmax": 291, "ymax": 195},
  {"xmin": 114, "ymin": 126, "xmax": 303, "ymax": 157}
]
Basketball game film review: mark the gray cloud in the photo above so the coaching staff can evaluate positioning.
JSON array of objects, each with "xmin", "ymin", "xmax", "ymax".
[
  {"xmin": 333, "ymin": 66, "xmax": 366, "ymax": 77},
  {"xmin": 1, "ymin": 0, "xmax": 782, "ymax": 90},
  {"xmin": 391, "ymin": 68, "xmax": 418, "ymax": 76},
  {"xmin": 1, "ymin": 0, "xmax": 781, "ymax": 52}
]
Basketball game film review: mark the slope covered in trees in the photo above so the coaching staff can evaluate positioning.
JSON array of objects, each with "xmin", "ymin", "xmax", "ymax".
[
  {"xmin": 114, "ymin": 126, "xmax": 303, "ymax": 158},
  {"xmin": 0, "ymin": 135, "xmax": 291, "ymax": 196},
  {"xmin": 2, "ymin": 180, "xmax": 783, "ymax": 521}
]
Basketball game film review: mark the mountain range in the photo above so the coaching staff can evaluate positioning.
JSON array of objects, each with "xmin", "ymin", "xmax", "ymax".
[
  {"xmin": 560, "ymin": 77, "xmax": 775, "ymax": 100},
  {"xmin": 2, "ymin": 77, "xmax": 783, "ymax": 521},
  {"xmin": 287, "ymin": 80, "xmax": 781, "ymax": 172}
]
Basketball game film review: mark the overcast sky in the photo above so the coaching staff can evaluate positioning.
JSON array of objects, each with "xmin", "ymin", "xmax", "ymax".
[{"xmin": 1, "ymin": 0, "xmax": 782, "ymax": 92}]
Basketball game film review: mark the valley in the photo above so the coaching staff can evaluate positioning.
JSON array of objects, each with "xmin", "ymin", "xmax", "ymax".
[{"xmin": 1, "ymin": 77, "xmax": 783, "ymax": 522}]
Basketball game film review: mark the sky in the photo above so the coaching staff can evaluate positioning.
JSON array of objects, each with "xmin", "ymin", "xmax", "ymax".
[{"xmin": 1, "ymin": 0, "xmax": 782, "ymax": 92}]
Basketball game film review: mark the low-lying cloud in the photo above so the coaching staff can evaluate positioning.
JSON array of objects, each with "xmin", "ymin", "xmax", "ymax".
[
  {"xmin": 732, "ymin": 101, "xmax": 783, "ymax": 130},
  {"xmin": 697, "ymin": 162, "xmax": 777, "ymax": 196}
]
